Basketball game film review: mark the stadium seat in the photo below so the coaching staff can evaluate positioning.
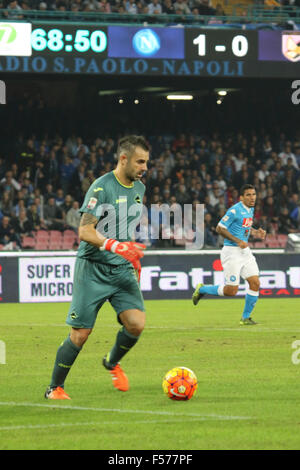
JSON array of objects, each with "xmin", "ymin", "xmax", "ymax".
[
  {"xmin": 63, "ymin": 230, "xmax": 77, "ymax": 238},
  {"xmin": 48, "ymin": 242, "xmax": 62, "ymax": 250},
  {"xmin": 22, "ymin": 236, "xmax": 35, "ymax": 249},
  {"xmin": 254, "ymin": 242, "xmax": 267, "ymax": 248},
  {"xmin": 266, "ymin": 234, "xmax": 277, "ymax": 242},
  {"xmin": 49, "ymin": 230, "xmax": 63, "ymax": 241},
  {"xmin": 62, "ymin": 239, "xmax": 75, "ymax": 250},
  {"xmin": 35, "ymin": 230, "xmax": 49, "ymax": 241},
  {"xmin": 277, "ymin": 235, "xmax": 288, "ymax": 248},
  {"xmin": 267, "ymin": 240, "xmax": 280, "ymax": 248},
  {"xmin": 35, "ymin": 240, "xmax": 49, "ymax": 250}
]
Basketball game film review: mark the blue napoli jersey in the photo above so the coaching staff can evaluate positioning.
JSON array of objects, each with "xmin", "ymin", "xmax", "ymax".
[{"xmin": 218, "ymin": 202, "xmax": 254, "ymax": 247}]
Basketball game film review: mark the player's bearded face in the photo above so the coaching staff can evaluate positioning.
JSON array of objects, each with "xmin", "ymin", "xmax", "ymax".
[{"xmin": 125, "ymin": 148, "xmax": 149, "ymax": 181}]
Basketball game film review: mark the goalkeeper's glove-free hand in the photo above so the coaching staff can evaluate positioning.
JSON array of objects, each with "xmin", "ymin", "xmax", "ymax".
[{"xmin": 100, "ymin": 239, "xmax": 146, "ymax": 274}]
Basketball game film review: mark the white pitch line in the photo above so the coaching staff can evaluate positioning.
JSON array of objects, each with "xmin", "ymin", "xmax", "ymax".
[
  {"xmin": 0, "ymin": 401, "xmax": 252, "ymax": 421},
  {"xmin": 0, "ymin": 415, "xmax": 242, "ymax": 431},
  {"xmin": 2, "ymin": 323, "xmax": 300, "ymax": 333}
]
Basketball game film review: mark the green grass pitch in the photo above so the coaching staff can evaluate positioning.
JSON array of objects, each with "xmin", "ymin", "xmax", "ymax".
[{"xmin": 0, "ymin": 298, "xmax": 300, "ymax": 450}]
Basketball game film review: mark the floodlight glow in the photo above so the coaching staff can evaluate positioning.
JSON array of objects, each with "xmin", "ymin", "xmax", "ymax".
[{"xmin": 166, "ymin": 95, "xmax": 193, "ymax": 100}]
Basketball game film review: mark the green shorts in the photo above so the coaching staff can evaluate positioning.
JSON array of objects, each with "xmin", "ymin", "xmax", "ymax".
[{"xmin": 66, "ymin": 257, "xmax": 145, "ymax": 329}]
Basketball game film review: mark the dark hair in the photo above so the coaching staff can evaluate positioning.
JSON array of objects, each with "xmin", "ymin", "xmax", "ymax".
[
  {"xmin": 240, "ymin": 184, "xmax": 255, "ymax": 195},
  {"xmin": 117, "ymin": 135, "xmax": 149, "ymax": 160}
]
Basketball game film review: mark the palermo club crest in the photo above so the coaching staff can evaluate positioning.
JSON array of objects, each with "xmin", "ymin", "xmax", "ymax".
[{"xmin": 282, "ymin": 32, "xmax": 300, "ymax": 62}]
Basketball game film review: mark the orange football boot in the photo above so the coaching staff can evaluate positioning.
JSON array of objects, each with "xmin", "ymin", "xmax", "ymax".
[
  {"xmin": 44, "ymin": 386, "xmax": 71, "ymax": 400},
  {"xmin": 103, "ymin": 356, "xmax": 129, "ymax": 392}
]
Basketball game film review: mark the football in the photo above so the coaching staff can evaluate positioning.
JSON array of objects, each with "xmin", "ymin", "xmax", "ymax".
[{"xmin": 162, "ymin": 366, "xmax": 198, "ymax": 401}]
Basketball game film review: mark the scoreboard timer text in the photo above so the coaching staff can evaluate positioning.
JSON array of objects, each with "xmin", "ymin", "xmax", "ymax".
[{"xmin": 0, "ymin": 23, "xmax": 299, "ymax": 77}]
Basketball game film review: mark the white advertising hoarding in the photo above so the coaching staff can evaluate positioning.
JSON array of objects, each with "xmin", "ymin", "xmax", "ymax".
[
  {"xmin": 0, "ymin": 23, "xmax": 32, "ymax": 56},
  {"xmin": 19, "ymin": 257, "xmax": 76, "ymax": 303}
]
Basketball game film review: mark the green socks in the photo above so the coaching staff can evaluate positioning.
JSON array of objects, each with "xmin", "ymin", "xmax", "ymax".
[
  {"xmin": 49, "ymin": 328, "xmax": 140, "ymax": 388},
  {"xmin": 107, "ymin": 327, "xmax": 140, "ymax": 367},
  {"xmin": 50, "ymin": 336, "xmax": 82, "ymax": 389}
]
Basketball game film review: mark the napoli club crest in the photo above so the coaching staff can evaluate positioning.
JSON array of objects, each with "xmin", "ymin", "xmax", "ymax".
[{"xmin": 282, "ymin": 32, "xmax": 300, "ymax": 62}]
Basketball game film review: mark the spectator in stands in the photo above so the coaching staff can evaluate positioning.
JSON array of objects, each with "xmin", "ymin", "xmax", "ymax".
[
  {"xmin": 81, "ymin": 169, "xmax": 95, "ymax": 194},
  {"xmin": 0, "ymin": 170, "xmax": 21, "ymax": 196},
  {"xmin": 98, "ymin": 0, "xmax": 111, "ymax": 12},
  {"xmin": 148, "ymin": 0, "xmax": 162, "ymax": 14},
  {"xmin": 174, "ymin": 183, "xmax": 190, "ymax": 205},
  {"xmin": 27, "ymin": 202, "xmax": 45, "ymax": 231},
  {"xmin": 193, "ymin": 0, "xmax": 215, "ymax": 15},
  {"xmin": 33, "ymin": 196, "xmax": 45, "ymax": 221},
  {"xmin": 14, "ymin": 198, "xmax": 26, "ymax": 217},
  {"xmin": 66, "ymin": 200, "xmax": 81, "ymax": 231},
  {"xmin": 278, "ymin": 206, "xmax": 298, "ymax": 234},
  {"xmin": 215, "ymin": 2, "xmax": 225, "ymax": 16},
  {"xmin": 0, "ymin": 191, "xmax": 13, "ymax": 217},
  {"xmin": 55, "ymin": 188, "xmax": 65, "ymax": 207},
  {"xmin": 207, "ymin": 183, "xmax": 222, "ymax": 208},
  {"xmin": 279, "ymin": 142, "xmax": 299, "ymax": 169},
  {"xmin": 258, "ymin": 162, "xmax": 270, "ymax": 182},
  {"xmin": 162, "ymin": 0, "xmax": 175, "ymax": 13},
  {"xmin": 60, "ymin": 194, "xmax": 74, "ymax": 216},
  {"xmin": 5, "ymin": 0, "xmax": 23, "ymax": 18},
  {"xmin": 18, "ymin": 138, "xmax": 36, "ymax": 175},
  {"xmin": 43, "ymin": 197, "xmax": 65, "ymax": 231},
  {"xmin": 0, "ymin": 215, "xmax": 19, "ymax": 249},
  {"xmin": 173, "ymin": 0, "xmax": 191, "ymax": 14},
  {"xmin": 204, "ymin": 213, "xmax": 217, "ymax": 247},
  {"xmin": 125, "ymin": 0, "xmax": 138, "ymax": 13},
  {"xmin": 44, "ymin": 149, "xmax": 59, "ymax": 185},
  {"xmin": 59, "ymin": 155, "xmax": 76, "ymax": 194},
  {"xmin": 295, "ymin": 146, "xmax": 300, "ymax": 168},
  {"xmin": 44, "ymin": 183, "xmax": 56, "ymax": 202},
  {"xmin": 11, "ymin": 207, "xmax": 33, "ymax": 241},
  {"xmin": 289, "ymin": 193, "xmax": 300, "ymax": 221}
]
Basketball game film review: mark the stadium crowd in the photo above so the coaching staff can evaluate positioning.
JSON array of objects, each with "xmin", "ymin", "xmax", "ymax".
[
  {"xmin": 1, "ymin": 127, "xmax": 300, "ymax": 250},
  {"xmin": 1, "ymin": 0, "xmax": 221, "ymax": 16},
  {"xmin": 2, "ymin": 0, "xmax": 299, "ymax": 18}
]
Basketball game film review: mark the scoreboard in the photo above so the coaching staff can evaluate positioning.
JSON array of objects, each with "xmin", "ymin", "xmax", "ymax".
[{"xmin": 0, "ymin": 22, "xmax": 299, "ymax": 77}]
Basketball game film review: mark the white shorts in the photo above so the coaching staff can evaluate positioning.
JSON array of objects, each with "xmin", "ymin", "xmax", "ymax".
[{"xmin": 220, "ymin": 246, "xmax": 259, "ymax": 286}]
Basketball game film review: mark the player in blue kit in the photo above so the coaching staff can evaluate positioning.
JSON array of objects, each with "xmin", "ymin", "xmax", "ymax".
[{"xmin": 193, "ymin": 184, "xmax": 266, "ymax": 325}]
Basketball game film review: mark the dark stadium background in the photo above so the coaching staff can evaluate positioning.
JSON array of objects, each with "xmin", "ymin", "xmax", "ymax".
[{"xmin": 0, "ymin": 3, "xmax": 300, "ymax": 283}]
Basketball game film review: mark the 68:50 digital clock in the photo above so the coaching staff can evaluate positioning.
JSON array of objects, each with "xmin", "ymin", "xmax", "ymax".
[{"xmin": 31, "ymin": 27, "xmax": 108, "ymax": 54}]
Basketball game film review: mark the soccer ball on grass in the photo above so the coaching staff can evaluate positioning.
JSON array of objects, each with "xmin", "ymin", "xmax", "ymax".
[{"xmin": 162, "ymin": 366, "xmax": 198, "ymax": 401}]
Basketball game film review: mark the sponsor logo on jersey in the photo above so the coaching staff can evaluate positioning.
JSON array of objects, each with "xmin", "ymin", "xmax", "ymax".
[
  {"xmin": 87, "ymin": 197, "xmax": 97, "ymax": 209},
  {"xmin": 242, "ymin": 217, "xmax": 253, "ymax": 228}
]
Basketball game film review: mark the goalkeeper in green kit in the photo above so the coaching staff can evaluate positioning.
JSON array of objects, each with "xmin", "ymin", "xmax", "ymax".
[{"xmin": 45, "ymin": 136, "xmax": 149, "ymax": 399}]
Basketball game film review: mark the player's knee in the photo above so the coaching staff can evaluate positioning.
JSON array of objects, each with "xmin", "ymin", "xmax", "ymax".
[
  {"xmin": 249, "ymin": 278, "xmax": 260, "ymax": 291},
  {"xmin": 70, "ymin": 327, "xmax": 92, "ymax": 347},
  {"xmin": 127, "ymin": 319, "xmax": 145, "ymax": 337},
  {"xmin": 224, "ymin": 285, "xmax": 239, "ymax": 297},
  {"xmin": 120, "ymin": 310, "xmax": 146, "ymax": 336},
  {"xmin": 123, "ymin": 312, "xmax": 145, "ymax": 337}
]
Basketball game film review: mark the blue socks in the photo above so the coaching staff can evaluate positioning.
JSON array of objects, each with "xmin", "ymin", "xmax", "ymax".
[
  {"xmin": 198, "ymin": 285, "xmax": 259, "ymax": 320},
  {"xmin": 199, "ymin": 285, "xmax": 224, "ymax": 296},
  {"xmin": 242, "ymin": 291, "xmax": 259, "ymax": 319}
]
